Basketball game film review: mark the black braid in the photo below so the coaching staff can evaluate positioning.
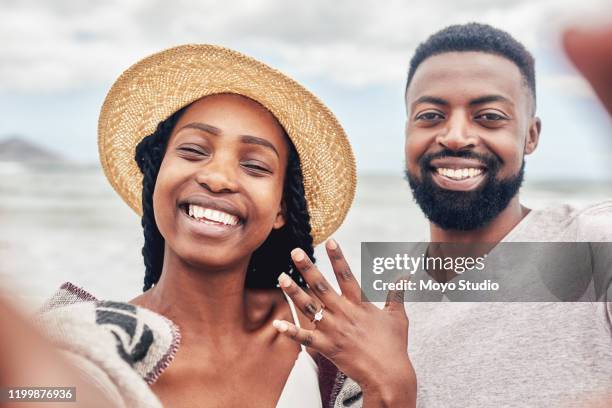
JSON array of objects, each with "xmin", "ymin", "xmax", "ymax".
[
  {"xmin": 245, "ymin": 145, "xmax": 314, "ymax": 289},
  {"xmin": 135, "ymin": 108, "xmax": 185, "ymax": 292},
  {"xmin": 134, "ymin": 108, "xmax": 314, "ymax": 291}
]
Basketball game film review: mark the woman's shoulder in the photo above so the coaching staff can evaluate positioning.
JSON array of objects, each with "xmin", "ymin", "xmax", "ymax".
[
  {"xmin": 36, "ymin": 282, "xmax": 181, "ymax": 388},
  {"xmin": 38, "ymin": 281, "xmax": 98, "ymax": 313}
]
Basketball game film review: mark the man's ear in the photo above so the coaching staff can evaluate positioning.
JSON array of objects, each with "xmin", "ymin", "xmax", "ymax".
[
  {"xmin": 273, "ymin": 201, "xmax": 286, "ymax": 229},
  {"xmin": 524, "ymin": 117, "xmax": 541, "ymax": 155}
]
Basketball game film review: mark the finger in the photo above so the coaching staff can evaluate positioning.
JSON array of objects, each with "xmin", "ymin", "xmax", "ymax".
[
  {"xmin": 562, "ymin": 27, "xmax": 612, "ymax": 116},
  {"xmin": 291, "ymin": 248, "xmax": 343, "ymax": 310},
  {"xmin": 384, "ymin": 276, "xmax": 409, "ymax": 314},
  {"xmin": 272, "ymin": 320, "xmax": 324, "ymax": 350},
  {"xmin": 325, "ymin": 239, "xmax": 362, "ymax": 303},
  {"xmin": 278, "ymin": 272, "xmax": 327, "ymax": 322}
]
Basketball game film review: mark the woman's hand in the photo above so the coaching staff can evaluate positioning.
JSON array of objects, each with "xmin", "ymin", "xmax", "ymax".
[{"xmin": 272, "ymin": 239, "xmax": 416, "ymax": 408}]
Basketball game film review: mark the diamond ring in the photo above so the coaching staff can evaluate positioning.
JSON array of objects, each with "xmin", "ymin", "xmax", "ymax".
[{"xmin": 312, "ymin": 306, "xmax": 325, "ymax": 323}]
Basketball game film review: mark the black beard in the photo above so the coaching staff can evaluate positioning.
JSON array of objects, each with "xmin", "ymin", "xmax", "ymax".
[{"xmin": 405, "ymin": 149, "xmax": 525, "ymax": 231}]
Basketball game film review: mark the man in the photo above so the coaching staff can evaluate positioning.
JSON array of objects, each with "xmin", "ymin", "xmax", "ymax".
[
  {"xmin": 401, "ymin": 23, "xmax": 612, "ymax": 407},
  {"xmin": 331, "ymin": 22, "xmax": 611, "ymax": 407}
]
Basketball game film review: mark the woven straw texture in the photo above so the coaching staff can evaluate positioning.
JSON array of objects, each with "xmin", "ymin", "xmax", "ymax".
[{"xmin": 98, "ymin": 44, "xmax": 356, "ymax": 244}]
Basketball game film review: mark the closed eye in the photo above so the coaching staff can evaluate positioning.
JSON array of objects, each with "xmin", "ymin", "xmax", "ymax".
[
  {"xmin": 242, "ymin": 162, "xmax": 271, "ymax": 174},
  {"xmin": 178, "ymin": 147, "xmax": 209, "ymax": 156}
]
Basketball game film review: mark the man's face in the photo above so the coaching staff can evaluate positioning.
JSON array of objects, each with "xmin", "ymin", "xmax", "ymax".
[{"xmin": 404, "ymin": 51, "xmax": 540, "ymax": 231}]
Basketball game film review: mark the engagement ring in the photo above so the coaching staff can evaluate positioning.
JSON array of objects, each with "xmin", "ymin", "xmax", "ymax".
[{"xmin": 312, "ymin": 307, "xmax": 325, "ymax": 323}]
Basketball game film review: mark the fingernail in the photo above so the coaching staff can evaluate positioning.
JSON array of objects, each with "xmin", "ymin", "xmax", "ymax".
[
  {"xmin": 273, "ymin": 319, "xmax": 289, "ymax": 332},
  {"xmin": 327, "ymin": 239, "xmax": 338, "ymax": 250},
  {"xmin": 291, "ymin": 248, "xmax": 305, "ymax": 262},
  {"xmin": 278, "ymin": 272, "xmax": 292, "ymax": 288}
]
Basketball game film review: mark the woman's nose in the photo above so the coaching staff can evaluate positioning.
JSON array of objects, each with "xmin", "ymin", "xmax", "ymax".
[
  {"xmin": 436, "ymin": 114, "xmax": 478, "ymax": 151},
  {"xmin": 194, "ymin": 155, "xmax": 239, "ymax": 193}
]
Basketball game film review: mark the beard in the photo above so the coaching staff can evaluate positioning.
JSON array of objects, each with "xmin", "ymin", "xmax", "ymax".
[{"xmin": 405, "ymin": 149, "xmax": 525, "ymax": 231}]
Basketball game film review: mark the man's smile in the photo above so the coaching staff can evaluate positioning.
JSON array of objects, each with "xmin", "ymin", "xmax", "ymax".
[{"xmin": 429, "ymin": 157, "xmax": 488, "ymax": 191}]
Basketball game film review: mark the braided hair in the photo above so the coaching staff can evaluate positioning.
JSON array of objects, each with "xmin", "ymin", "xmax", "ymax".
[{"xmin": 134, "ymin": 106, "xmax": 314, "ymax": 292}]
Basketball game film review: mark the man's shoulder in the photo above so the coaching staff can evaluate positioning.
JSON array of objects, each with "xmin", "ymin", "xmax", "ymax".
[
  {"xmin": 509, "ymin": 200, "xmax": 612, "ymax": 242},
  {"xmin": 570, "ymin": 200, "xmax": 612, "ymax": 241}
]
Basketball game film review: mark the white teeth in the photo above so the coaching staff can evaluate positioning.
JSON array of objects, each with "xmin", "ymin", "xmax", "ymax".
[
  {"xmin": 436, "ymin": 168, "xmax": 483, "ymax": 180},
  {"xmin": 203, "ymin": 208, "xmax": 214, "ymax": 220},
  {"xmin": 187, "ymin": 204, "xmax": 239, "ymax": 226}
]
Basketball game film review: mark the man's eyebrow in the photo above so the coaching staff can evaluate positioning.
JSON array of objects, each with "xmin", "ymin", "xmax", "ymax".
[
  {"xmin": 179, "ymin": 122, "xmax": 222, "ymax": 135},
  {"xmin": 413, "ymin": 96, "xmax": 449, "ymax": 107},
  {"xmin": 469, "ymin": 95, "xmax": 513, "ymax": 106},
  {"xmin": 240, "ymin": 135, "xmax": 279, "ymax": 158}
]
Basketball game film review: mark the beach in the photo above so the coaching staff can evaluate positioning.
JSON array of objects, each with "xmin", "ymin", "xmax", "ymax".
[{"xmin": 1, "ymin": 163, "xmax": 610, "ymax": 310}]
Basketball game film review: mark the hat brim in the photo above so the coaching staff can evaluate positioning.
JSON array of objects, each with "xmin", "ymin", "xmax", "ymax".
[{"xmin": 98, "ymin": 44, "xmax": 356, "ymax": 245}]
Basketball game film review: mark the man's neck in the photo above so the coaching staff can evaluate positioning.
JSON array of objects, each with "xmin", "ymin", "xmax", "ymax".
[{"xmin": 429, "ymin": 196, "xmax": 530, "ymax": 244}]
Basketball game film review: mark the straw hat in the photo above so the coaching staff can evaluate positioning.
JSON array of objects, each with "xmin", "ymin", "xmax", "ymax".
[{"xmin": 98, "ymin": 44, "xmax": 356, "ymax": 245}]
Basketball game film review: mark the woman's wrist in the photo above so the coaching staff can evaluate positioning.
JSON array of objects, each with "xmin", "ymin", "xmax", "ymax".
[{"xmin": 359, "ymin": 360, "xmax": 417, "ymax": 408}]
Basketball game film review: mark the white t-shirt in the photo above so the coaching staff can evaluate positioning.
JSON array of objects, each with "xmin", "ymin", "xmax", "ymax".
[{"xmin": 406, "ymin": 201, "xmax": 612, "ymax": 407}]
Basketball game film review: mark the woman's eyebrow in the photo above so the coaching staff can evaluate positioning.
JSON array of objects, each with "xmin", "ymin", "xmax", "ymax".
[
  {"xmin": 179, "ymin": 122, "xmax": 221, "ymax": 135},
  {"xmin": 240, "ymin": 135, "xmax": 279, "ymax": 158},
  {"xmin": 176, "ymin": 122, "xmax": 279, "ymax": 158}
]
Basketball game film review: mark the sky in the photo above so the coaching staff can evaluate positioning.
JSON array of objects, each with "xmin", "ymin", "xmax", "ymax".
[{"xmin": 1, "ymin": 0, "xmax": 611, "ymax": 180}]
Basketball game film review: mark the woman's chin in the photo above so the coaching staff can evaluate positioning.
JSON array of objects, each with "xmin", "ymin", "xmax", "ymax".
[{"xmin": 168, "ymin": 241, "xmax": 254, "ymax": 273}]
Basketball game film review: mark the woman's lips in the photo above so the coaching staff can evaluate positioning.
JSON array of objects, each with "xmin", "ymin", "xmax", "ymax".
[{"xmin": 178, "ymin": 206, "xmax": 241, "ymax": 238}]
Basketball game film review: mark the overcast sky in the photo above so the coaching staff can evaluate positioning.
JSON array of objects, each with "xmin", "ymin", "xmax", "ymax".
[{"xmin": 1, "ymin": 0, "xmax": 611, "ymax": 180}]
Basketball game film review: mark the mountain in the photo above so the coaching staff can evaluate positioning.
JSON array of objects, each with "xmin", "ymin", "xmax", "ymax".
[{"xmin": 0, "ymin": 135, "xmax": 67, "ymax": 163}]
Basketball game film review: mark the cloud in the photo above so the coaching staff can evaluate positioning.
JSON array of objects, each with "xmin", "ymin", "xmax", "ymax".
[{"xmin": 0, "ymin": 0, "xmax": 611, "ymax": 91}]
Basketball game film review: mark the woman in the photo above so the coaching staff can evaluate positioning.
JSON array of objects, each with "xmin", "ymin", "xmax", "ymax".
[{"xmin": 39, "ymin": 44, "xmax": 415, "ymax": 407}]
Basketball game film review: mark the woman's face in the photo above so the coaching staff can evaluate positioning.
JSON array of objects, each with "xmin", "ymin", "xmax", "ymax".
[{"xmin": 153, "ymin": 93, "xmax": 289, "ymax": 271}]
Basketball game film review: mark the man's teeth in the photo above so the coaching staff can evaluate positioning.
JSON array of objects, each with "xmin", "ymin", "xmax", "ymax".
[
  {"xmin": 436, "ymin": 168, "xmax": 483, "ymax": 180},
  {"xmin": 187, "ymin": 205, "xmax": 239, "ymax": 226}
]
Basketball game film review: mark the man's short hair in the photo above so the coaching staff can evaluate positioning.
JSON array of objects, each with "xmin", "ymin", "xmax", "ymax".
[{"xmin": 405, "ymin": 23, "xmax": 536, "ymax": 106}]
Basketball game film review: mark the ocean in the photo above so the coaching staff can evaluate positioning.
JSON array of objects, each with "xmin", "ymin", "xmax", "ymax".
[{"xmin": 1, "ymin": 162, "xmax": 611, "ymax": 310}]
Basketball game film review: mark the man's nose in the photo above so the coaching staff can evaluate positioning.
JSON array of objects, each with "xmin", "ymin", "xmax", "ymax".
[
  {"xmin": 195, "ymin": 154, "xmax": 239, "ymax": 194},
  {"xmin": 435, "ymin": 114, "xmax": 478, "ymax": 151}
]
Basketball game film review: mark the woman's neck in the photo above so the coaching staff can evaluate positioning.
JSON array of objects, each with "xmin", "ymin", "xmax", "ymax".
[{"xmin": 134, "ymin": 245, "xmax": 252, "ymax": 339}]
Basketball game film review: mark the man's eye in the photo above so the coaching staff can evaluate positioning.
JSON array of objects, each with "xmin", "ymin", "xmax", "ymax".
[
  {"xmin": 476, "ymin": 113, "xmax": 506, "ymax": 121},
  {"xmin": 416, "ymin": 112, "xmax": 444, "ymax": 121}
]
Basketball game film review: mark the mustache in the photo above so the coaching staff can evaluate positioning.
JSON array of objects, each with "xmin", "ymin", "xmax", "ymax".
[{"xmin": 419, "ymin": 149, "xmax": 503, "ymax": 170}]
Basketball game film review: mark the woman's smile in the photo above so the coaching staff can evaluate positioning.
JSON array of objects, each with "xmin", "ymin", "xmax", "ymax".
[
  {"xmin": 177, "ymin": 193, "xmax": 245, "ymax": 239},
  {"xmin": 187, "ymin": 205, "xmax": 240, "ymax": 226},
  {"xmin": 178, "ymin": 203, "xmax": 243, "ymax": 239}
]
